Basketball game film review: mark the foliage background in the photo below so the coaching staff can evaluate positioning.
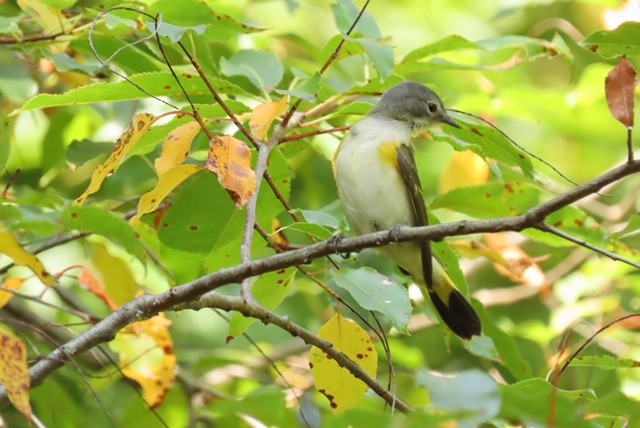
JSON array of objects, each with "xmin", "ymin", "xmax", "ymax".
[{"xmin": 1, "ymin": 0, "xmax": 640, "ymax": 427}]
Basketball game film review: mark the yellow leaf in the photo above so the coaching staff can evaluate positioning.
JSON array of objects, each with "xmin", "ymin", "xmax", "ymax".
[
  {"xmin": 75, "ymin": 113, "xmax": 158, "ymax": 204},
  {"xmin": 155, "ymin": 121, "xmax": 202, "ymax": 175},
  {"xmin": 0, "ymin": 326, "xmax": 31, "ymax": 421},
  {"xmin": 91, "ymin": 242, "xmax": 138, "ymax": 306},
  {"xmin": 249, "ymin": 97, "xmax": 288, "ymax": 140},
  {"xmin": 0, "ymin": 223, "xmax": 55, "ymax": 286},
  {"xmin": 130, "ymin": 164, "xmax": 204, "ymax": 225},
  {"xmin": 110, "ymin": 313, "xmax": 176, "ymax": 408},
  {"xmin": 207, "ymin": 136, "xmax": 256, "ymax": 208},
  {"xmin": 439, "ymin": 150, "xmax": 490, "ymax": 194},
  {"xmin": 0, "ymin": 277, "xmax": 24, "ymax": 309},
  {"xmin": 309, "ymin": 313, "xmax": 377, "ymax": 412}
]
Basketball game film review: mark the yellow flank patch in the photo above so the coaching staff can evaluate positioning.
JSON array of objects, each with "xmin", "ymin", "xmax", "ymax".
[{"xmin": 377, "ymin": 141, "xmax": 400, "ymax": 168}]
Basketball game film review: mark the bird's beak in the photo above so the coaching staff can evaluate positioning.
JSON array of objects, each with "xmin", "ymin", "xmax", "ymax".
[{"xmin": 441, "ymin": 112, "xmax": 461, "ymax": 128}]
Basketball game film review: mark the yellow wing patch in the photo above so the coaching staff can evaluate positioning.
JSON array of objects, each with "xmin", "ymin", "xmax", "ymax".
[{"xmin": 377, "ymin": 141, "xmax": 400, "ymax": 168}]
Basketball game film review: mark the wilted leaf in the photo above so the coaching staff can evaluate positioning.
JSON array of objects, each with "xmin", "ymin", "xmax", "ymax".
[
  {"xmin": 439, "ymin": 150, "xmax": 490, "ymax": 194},
  {"xmin": 309, "ymin": 313, "xmax": 377, "ymax": 412},
  {"xmin": 78, "ymin": 266, "xmax": 117, "ymax": 310},
  {"xmin": 485, "ymin": 233, "xmax": 548, "ymax": 288},
  {"xmin": 249, "ymin": 97, "xmax": 288, "ymax": 141},
  {"xmin": 155, "ymin": 121, "xmax": 202, "ymax": 175},
  {"xmin": 207, "ymin": 136, "xmax": 256, "ymax": 208},
  {"xmin": 130, "ymin": 165, "xmax": 204, "ymax": 225},
  {"xmin": 0, "ymin": 326, "xmax": 31, "ymax": 420},
  {"xmin": 0, "ymin": 277, "xmax": 24, "ymax": 308},
  {"xmin": 605, "ymin": 57, "xmax": 637, "ymax": 128},
  {"xmin": 110, "ymin": 313, "xmax": 176, "ymax": 408},
  {"xmin": 0, "ymin": 222, "xmax": 55, "ymax": 286},
  {"xmin": 75, "ymin": 113, "xmax": 158, "ymax": 204}
]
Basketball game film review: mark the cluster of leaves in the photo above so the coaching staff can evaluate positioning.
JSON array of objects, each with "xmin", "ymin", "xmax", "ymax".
[{"xmin": 1, "ymin": 0, "xmax": 640, "ymax": 427}]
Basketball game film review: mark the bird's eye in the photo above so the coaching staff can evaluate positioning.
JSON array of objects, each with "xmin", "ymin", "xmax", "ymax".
[{"xmin": 427, "ymin": 102, "xmax": 438, "ymax": 113}]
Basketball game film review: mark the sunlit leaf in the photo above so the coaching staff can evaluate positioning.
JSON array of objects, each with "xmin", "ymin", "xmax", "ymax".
[
  {"xmin": 0, "ymin": 277, "xmax": 24, "ymax": 308},
  {"xmin": 110, "ymin": 313, "xmax": 176, "ymax": 408},
  {"xmin": 75, "ymin": 113, "xmax": 158, "ymax": 204},
  {"xmin": 331, "ymin": 0, "xmax": 380, "ymax": 38},
  {"xmin": 90, "ymin": 242, "xmax": 139, "ymax": 307},
  {"xmin": 207, "ymin": 135, "xmax": 256, "ymax": 208},
  {"xmin": 581, "ymin": 22, "xmax": 640, "ymax": 58},
  {"xmin": 309, "ymin": 313, "xmax": 377, "ymax": 412},
  {"xmin": 439, "ymin": 150, "xmax": 490, "ymax": 194},
  {"xmin": 155, "ymin": 121, "xmax": 202, "ymax": 175},
  {"xmin": 569, "ymin": 355, "xmax": 640, "ymax": 370},
  {"xmin": 0, "ymin": 222, "xmax": 55, "ymax": 286},
  {"xmin": 249, "ymin": 96, "xmax": 288, "ymax": 141},
  {"xmin": 220, "ymin": 50, "xmax": 284, "ymax": 91},
  {"xmin": 131, "ymin": 165, "xmax": 204, "ymax": 225},
  {"xmin": 0, "ymin": 326, "xmax": 31, "ymax": 420}
]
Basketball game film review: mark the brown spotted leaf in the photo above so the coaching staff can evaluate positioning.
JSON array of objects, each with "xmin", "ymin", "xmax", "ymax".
[
  {"xmin": 0, "ymin": 222, "xmax": 55, "ymax": 286},
  {"xmin": 207, "ymin": 136, "xmax": 256, "ymax": 208},
  {"xmin": 309, "ymin": 313, "xmax": 377, "ymax": 412},
  {"xmin": 249, "ymin": 96, "xmax": 288, "ymax": 140},
  {"xmin": 75, "ymin": 113, "xmax": 158, "ymax": 204},
  {"xmin": 0, "ymin": 277, "xmax": 24, "ymax": 309},
  {"xmin": 109, "ymin": 313, "xmax": 176, "ymax": 408},
  {"xmin": 605, "ymin": 57, "xmax": 637, "ymax": 128},
  {"xmin": 154, "ymin": 121, "xmax": 201, "ymax": 175},
  {"xmin": 0, "ymin": 326, "xmax": 31, "ymax": 421}
]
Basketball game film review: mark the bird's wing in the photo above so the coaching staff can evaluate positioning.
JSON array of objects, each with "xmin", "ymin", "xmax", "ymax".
[{"xmin": 396, "ymin": 144, "xmax": 433, "ymax": 288}]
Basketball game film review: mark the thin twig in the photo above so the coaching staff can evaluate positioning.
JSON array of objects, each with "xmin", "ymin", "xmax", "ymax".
[{"xmin": 279, "ymin": 126, "xmax": 351, "ymax": 143}]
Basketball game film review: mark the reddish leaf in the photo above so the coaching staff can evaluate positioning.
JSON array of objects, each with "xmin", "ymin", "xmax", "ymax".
[
  {"xmin": 78, "ymin": 267, "xmax": 118, "ymax": 310},
  {"xmin": 207, "ymin": 136, "xmax": 256, "ymax": 208},
  {"xmin": 605, "ymin": 57, "xmax": 637, "ymax": 128},
  {"xmin": 0, "ymin": 327, "xmax": 31, "ymax": 421}
]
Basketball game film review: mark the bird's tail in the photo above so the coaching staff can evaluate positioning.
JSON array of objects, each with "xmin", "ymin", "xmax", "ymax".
[{"xmin": 421, "ymin": 276, "xmax": 482, "ymax": 340}]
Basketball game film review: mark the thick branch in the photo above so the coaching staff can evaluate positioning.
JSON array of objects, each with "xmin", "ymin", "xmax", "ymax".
[{"xmin": 2, "ymin": 158, "xmax": 639, "ymax": 404}]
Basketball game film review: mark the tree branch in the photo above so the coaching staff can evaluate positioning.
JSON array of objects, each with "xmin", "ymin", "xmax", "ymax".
[{"xmin": 2, "ymin": 157, "xmax": 640, "ymax": 406}]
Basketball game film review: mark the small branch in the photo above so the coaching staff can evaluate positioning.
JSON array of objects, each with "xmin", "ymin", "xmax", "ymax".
[
  {"xmin": 536, "ymin": 222, "xmax": 640, "ymax": 270},
  {"xmin": 279, "ymin": 126, "xmax": 351, "ymax": 143},
  {"xmin": 627, "ymin": 127, "xmax": 634, "ymax": 163}
]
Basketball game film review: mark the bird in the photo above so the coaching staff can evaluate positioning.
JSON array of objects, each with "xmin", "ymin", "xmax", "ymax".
[{"xmin": 332, "ymin": 81, "xmax": 482, "ymax": 339}]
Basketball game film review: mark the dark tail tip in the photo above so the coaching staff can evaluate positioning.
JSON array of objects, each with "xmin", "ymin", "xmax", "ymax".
[{"xmin": 428, "ymin": 290, "xmax": 482, "ymax": 340}]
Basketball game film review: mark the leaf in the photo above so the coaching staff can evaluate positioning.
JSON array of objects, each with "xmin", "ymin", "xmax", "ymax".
[
  {"xmin": 0, "ymin": 326, "xmax": 31, "ymax": 421},
  {"xmin": 569, "ymin": 355, "xmax": 640, "ymax": 370},
  {"xmin": 358, "ymin": 38, "xmax": 394, "ymax": 81},
  {"xmin": 61, "ymin": 205, "xmax": 147, "ymax": 262},
  {"xmin": 154, "ymin": 121, "xmax": 202, "ymax": 175},
  {"xmin": 331, "ymin": 267, "xmax": 412, "ymax": 333},
  {"xmin": 0, "ymin": 222, "xmax": 55, "ymax": 286},
  {"xmin": 605, "ymin": 57, "xmax": 636, "ymax": 128},
  {"xmin": 484, "ymin": 233, "xmax": 548, "ymax": 288},
  {"xmin": 207, "ymin": 136, "xmax": 256, "ymax": 208},
  {"xmin": 439, "ymin": 150, "xmax": 490, "ymax": 194},
  {"xmin": 220, "ymin": 50, "xmax": 284, "ymax": 91},
  {"xmin": 110, "ymin": 313, "xmax": 176, "ymax": 408},
  {"xmin": 148, "ymin": 20, "xmax": 207, "ymax": 43},
  {"xmin": 331, "ymin": 0, "xmax": 380, "ymax": 38},
  {"xmin": 74, "ymin": 113, "xmax": 158, "ymax": 204},
  {"xmin": 0, "ymin": 277, "xmax": 24, "ymax": 309},
  {"xmin": 78, "ymin": 267, "xmax": 117, "ymax": 310},
  {"xmin": 227, "ymin": 267, "xmax": 296, "ymax": 339},
  {"xmin": 403, "ymin": 35, "xmax": 479, "ymax": 63},
  {"xmin": 130, "ymin": 165, "xmax": 205, "ymax": 225},
  {"xmin": 90, "ymin": 242, "xmax": 138, "ymax": 307},
  {"xmin": 249, "ymin": 97, "xmax": 288, "ymax": 141},
  {"xmin": 581, "ymin": 22, "xmax": 640, "ymax": 59},
  {"xmin": 416, "ymin": 369, "xmax": 500, "ymax": 423},
  {"xmin": 309, "ymin": 313, "xmax": 377, "ymax": 412},
  {"xmin": 18, "ymin": 72, "xmax": 251, "ymax": 112}
]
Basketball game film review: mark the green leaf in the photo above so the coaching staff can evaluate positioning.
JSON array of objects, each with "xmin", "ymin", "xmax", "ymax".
[
  {"xmin": 581, "ymin": 22, "xmax": 640, "ymax": 58},
  {"xmin": 434, "ymin": 111, "xmax": 535, "ymax": 178},
  {"xmin": 277, "ymin": 222, "xmax": 334, "ymax": 240},
  {"xmin": 467, "ymin": 335, "xmax": 501, "ymax": 362},
  {"xmin": 432, "ymin": 182, "xmax": 541, "ymax": 218},
  {"xmin": 0, "ymin": 114, "xmax": 10, "ymax": 172},
  {"xmin": 403, "ymin": 35, "xmax": 479, "ymax": 63},
  {"xmin": 228, "ymin": 267, "xmax": 296, "ymax": 339},
  {"xmin": 358, "ymin": 38, "xmax": 394, "ymax": 81},
  {"xmin": 276, "ymin": 72, "xmax": 322, "ymax": 102},
  {"xmin": 331, "ymin": 267, "xmax": 412, "ymax": 333},
  {"xmin": 19, "ymin": 72, "xmax": 248, "ymax": 112},
  {"xmin": 60, "ymin": 205, "xmax": 146, "ymax": 263},
  {"xmin": 148, "ymin": 20, "xmax": 207, "ymax": 43},
  {"xmin": 331, "ymin": 0, "xmax": 380, "ymax": 38},
  {"xmin": 569, "ymin": 355, "xmax": 640, "ymax": 370},
  {"xmin": 416, "ymin": 369, "xmax": 500, "ymax": 424},
  {"xmin": 500, "ymin": 378, "xmax": 596, "ymax": 427},
  {"xmin": 220, "ymin": 50, "xmax": 284, "ymax": 91}
]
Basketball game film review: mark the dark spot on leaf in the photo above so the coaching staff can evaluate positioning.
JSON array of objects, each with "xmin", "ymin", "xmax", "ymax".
[
  {"xmin": 590, "ymin": 44, "xmax": 598, "ymax": 52},
  {"xmin": 134, "ymin": 232, "xmax": 140, "ymax": 238},
  {"xmin": 190, "ymin": 225, "xmax": 199, "ymax": 231},
  {"xmin": 505, "ymin": 183, "xmax": 514, "ymax": 193},
  {"xmin": 574, "ymin": 219, "xmax": 583, "ymax": 227},
  {"xmin": 137, "ymin": 120, "xmax": 145, "ymax": 131},
  {"xmin": 70, "ymin": 212, "xmax": 78, "ymax": 218},
  {"xmin": 164, "ymin": 85, "xmax": 171, "ymax": 90},
  {"xmin": 356, "ymin": 353, "xmax": 363, "ymax": 359},
  {"xmin": 226, "ymin": 336, "xmax": 234, "ymax": 344},
  {"xmin": 367, "ymin": 347, "xmax": 372, "ymax": 351},
  {"xmin": 518, "ymin": 153, "xmax": 525, "ymax": 159},
  {"xmin": 163, "ymin": 222, "xmax": 169, "ymax": 228},
  {"xmin": 309, "ymin": 362, "xmax": 313, "ymax": 368},
  {"xmin": 330, "ymin": 402, "xmax": 337, "ymax": 409},
  {"xmin": 277, "ymin": 269, "xmax": 285, "ymax": 274},
  {"xmin": 277, "ymin": 279, "xmax": 283, "ymax": 284},
  {"xmin": 470, "ymin": 127, "xmax": 483, "ymax": 136},
  {"xmin": 554, "ymin": 221, "xmax": 562, "ymax": 227},
  {"xmin": 485, "ymin": 192, "xmax": 491, "ymax": 198},
  {"xmin": 150, "ymin": 198, "xmax": 157, "ymax": 204}
]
